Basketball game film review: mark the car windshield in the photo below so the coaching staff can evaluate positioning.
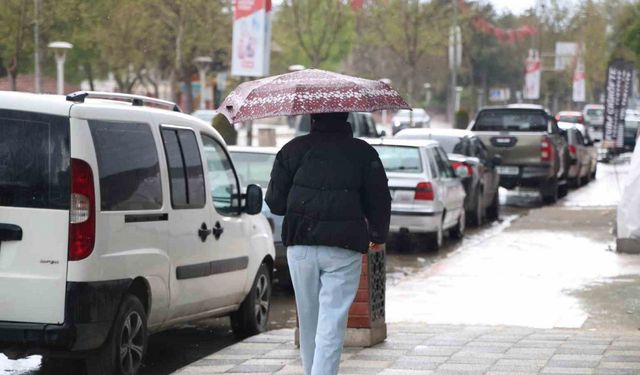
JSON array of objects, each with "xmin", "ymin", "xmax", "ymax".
[
  {"xmin": 373, "ymin": 145, "xmax": 422, "ymax": 173},
  {"xmin": 627, "ymin": 119, "xmax": 640, "ymax": 130},
  {"xmin": 229, "ymin": 151, "xmax": 276, "ymax": 188},
  {"xmin": 586, "ymin": 109, "xmax": 604, "ymax": 116},
  {"xmin": 474, "ymin": 110, "xmax": 548, "ymax": 131}
]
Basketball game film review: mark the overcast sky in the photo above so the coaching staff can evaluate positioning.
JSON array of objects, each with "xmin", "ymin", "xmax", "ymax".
[{"xmin": 486, "ymin": 0, "xmax": 537, "ymax": 15}]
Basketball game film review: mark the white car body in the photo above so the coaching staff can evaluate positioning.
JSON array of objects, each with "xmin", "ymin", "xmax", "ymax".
[
  {"xmin": 391, "ymin": 108, "xmax": 431, "ymax": 135},
  {"xmin": 0, "ymin": 91, "xmax": 274, "ymax": 365},
  {"xmin": 367, "ymin": 139, "xmax": 466, "ymax": 236}
]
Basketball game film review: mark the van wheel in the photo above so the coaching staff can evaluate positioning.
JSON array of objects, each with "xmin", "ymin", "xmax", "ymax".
[
  {"xmin": 450, "ymin": 210, "xmax": 465, "ymax": 240},
  {"xmin": 85, "ymin": 295, "xmax": 148, "ymax": 375},
  {"xmin": 231, "ymin": 263, "xmax": 271, "ymax": 338}
]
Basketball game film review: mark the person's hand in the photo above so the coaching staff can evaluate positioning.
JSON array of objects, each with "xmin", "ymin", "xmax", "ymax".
[{"xmin": 369, "ymin": 242, "xmax": 384, "ymax": 252}]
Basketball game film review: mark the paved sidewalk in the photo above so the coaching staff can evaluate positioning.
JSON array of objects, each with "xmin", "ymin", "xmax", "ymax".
[{"xmin": 173, "ymin": 323, "xmax": 640, "ymax": 375}]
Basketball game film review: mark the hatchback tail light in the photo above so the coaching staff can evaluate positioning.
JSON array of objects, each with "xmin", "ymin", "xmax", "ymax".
[
  {"xmin": 568, "ymin": 144, "xmax": 577, "ymax": 156},
  {"xmin": 415, "ymin": 182, "xmax": 434, "ymax": 201},
  {"xmin": 541, "ymin": 136, "xmax": 553, "ymax": 162},
  {"xmin": 450, "ymin": 161, "xmax": 473, "ymax": 177},
  {"xmin": 69, "ymin": 158, "xmax": 95, "ymax": 261}
]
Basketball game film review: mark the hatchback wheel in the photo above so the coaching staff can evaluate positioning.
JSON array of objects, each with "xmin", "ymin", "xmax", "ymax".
[
  {"xmin": 469, "ymin": 191, "xmax": 484, "ymax": 227},
  {"xmin": 231, "ymin": 263, "xmax": 271, "ymax": 338},
  {"xmin": 86, "ymin": 294, "xmax": 147, "ymax": 375}
]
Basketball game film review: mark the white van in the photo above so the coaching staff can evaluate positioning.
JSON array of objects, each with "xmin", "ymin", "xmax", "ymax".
[{"xmin": 0, "ymin": 91, "xmax": 275, "ymax": 375}]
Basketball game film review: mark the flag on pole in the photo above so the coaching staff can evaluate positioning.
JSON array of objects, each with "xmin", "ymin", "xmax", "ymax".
[
  {"xmin": 231, "ymin": 0, "xmax": 272, "ymax": 77},
  {"xmin": 524, "ymin": 49, "xmax": 541, "ymax": 100}
]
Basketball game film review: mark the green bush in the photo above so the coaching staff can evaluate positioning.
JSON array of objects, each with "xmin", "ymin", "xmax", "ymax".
[{"xmin": 454, "ymin": 109, "xmax": 469, "ymax": 130}]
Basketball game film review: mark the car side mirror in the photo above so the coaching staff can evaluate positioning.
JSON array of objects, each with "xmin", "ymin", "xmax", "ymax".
[
  {"xmin": 379, "ymin": 130, "xmax": 386, "ymax": 137},
  {"xmin": 244, "ymin": 184, "xmax": 263, "ymax": 215},
  {"xmin": 454, "ymin": 165, "xmax": 469, "ymax": 178},
  {"xmin": 491, "ymin": 154, "xmax": 502, "ymax": 166}
]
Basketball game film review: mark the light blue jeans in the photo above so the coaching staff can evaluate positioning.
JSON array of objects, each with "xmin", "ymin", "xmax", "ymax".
[{"xmin": 287, "ymin": 245, "xmax": 362, "ymax": 375}]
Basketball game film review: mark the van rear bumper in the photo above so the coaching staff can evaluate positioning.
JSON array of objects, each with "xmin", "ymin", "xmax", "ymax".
[
  {"xmin": 0, "ymin": 279, "xmax": 131, "ymax": 353},
  {"xmin": 0, "ymin": 321, "xmax": 76, "ymax": 349}
]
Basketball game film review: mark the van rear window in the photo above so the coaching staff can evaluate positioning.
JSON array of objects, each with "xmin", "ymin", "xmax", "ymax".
[
  {"xmin": 474, "ymin": 110, "xmax": 548, "ymax": 132},
  {"xmin": 89, "ymin": 121, "xmax": 162, "ymax": 211},
  {"xmin": 0, "ymin": 110, "xmax": 70, "ymax": 210}
]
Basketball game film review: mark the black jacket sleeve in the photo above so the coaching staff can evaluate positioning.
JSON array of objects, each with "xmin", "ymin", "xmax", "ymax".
[
  {"xmin": 265, "ymin": 151, "xmax": 293, "ymax": 216},
  {"xmin": 361, "ymin": 152, "xmax": 391, "ymax": 244}
]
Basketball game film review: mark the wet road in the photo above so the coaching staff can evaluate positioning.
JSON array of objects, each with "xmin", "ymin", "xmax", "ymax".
[{"xmin": 1, "ymin": 159, "xmax": 634, "ymax": 374}]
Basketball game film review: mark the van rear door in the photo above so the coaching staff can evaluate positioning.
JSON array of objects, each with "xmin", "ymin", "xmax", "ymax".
[{"xmin": 0, "ymin": 110, "xmax": 70, "ymax": 324}]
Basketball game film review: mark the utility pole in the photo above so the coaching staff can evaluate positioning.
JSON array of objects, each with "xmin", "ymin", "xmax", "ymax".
[
  {"xmin": 34, "ymin": 0, "xmax": 41, "ymax": 93},
  {"xmin": 449, "ymin": 0, "xmax": 459, "ymax": 124}
]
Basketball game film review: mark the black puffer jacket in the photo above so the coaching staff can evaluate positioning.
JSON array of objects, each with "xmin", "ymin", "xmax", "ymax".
[{"xmin": 265, "ymin": 119, "xmax": 391, "ymax": 253}]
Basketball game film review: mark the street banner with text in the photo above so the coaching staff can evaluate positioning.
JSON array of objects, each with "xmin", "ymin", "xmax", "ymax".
[
  {"xmin": 524, "ymin": 49, "xmax": 541, "ymax": 100},
  {"xmin": 231, "ymin": 0, "xmax": 272, "ymax": 77},
  {"xmin": 572, "ymin": 57, "xmax": 586, "ymax": 103},
  {"xmin": 603, "ymin": 60, "xmax": 634, "ymax": 148}
]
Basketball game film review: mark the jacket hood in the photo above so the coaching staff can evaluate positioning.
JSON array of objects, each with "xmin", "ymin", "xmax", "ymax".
[{"xmin": 310, "ymin": 120, "xmax": 353, "ymax": 135}]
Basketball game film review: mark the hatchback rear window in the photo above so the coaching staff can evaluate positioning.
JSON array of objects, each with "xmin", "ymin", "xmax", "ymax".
[
  {"xmin": 0, "ymin": 110, "xmax": 70, "ymax": 210},
  {"xmin": 372, "ymin": 145, "xmax": 422, "ymax": 173},
  {"xmin": 474, "ymin": 110, "xmax": 548, "ymax": 132},
  {"xmin": 89, "ymin": 121, "xmax": 162, "ymax": 211}
]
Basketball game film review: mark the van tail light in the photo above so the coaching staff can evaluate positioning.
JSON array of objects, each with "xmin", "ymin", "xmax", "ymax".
[
  {"xmin": 69, "ymin": 158, "xmax": 95, "ymax": 261},
  {"xmin": 415, "ymin": 182, "xmax": 434, "ymax": 201},
  {"xmin": 450, "ymin": 161, "xmax": 473, "ymax": 177},
  {"xmin": 568, "ymin": 144, "xmax": 577, "ymax": 157},
  {"xmin": 541, "ymin": 136, "xmax": 553, "ymax": 162}
]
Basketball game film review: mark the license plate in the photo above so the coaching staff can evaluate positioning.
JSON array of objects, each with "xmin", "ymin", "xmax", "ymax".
[{"xmin": 497, "ymin": 166, "xmax": 519, "ymax": 175}]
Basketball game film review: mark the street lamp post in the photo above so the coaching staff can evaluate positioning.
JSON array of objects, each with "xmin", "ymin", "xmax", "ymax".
[
  {"xmin": 48, "ymin": 41, "xmax": 73, "ymax": 95},
  {"xmin": 194, "ymin": 56, "xmax": 213, "ymax": 110},
  {"xmin": 423, "ymin": 83, "xmax": 432, "ymax": 108}
]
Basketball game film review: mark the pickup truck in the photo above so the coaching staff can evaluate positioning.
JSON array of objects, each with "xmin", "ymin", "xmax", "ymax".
[{"xmin": 469, "ymin": 104, "xmax": 570, "ymax": 203}]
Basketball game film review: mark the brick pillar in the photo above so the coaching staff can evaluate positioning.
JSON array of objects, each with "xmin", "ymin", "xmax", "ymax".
[{"xmin": 344, "ymin": 248, "xmax": 387, "ymax": 347}]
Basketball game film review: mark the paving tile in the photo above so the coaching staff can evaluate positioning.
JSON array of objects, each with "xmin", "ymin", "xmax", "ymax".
[
  {"xmin": 340, "ymin": 359, "xmax": 392, "ymax": 368},
  {"xmin": 541, "ymin": 368, "xmax": 595, "ymax": 374},
  {"xmin": 552, "ymin": 355, "xmax": 602, "ymax": 361},
  {"xmin": 378, "ymin": 369, "xmax": 434, "ymax": 375},
  {"xmin": 227, "ymin": 363, "xmax": 286, "ymax": 373},
  {"xmin": 594, "ymin": 369, "xmax": 640, "ymax": 375},
  {"xmin": 262, "ymin": 349, "xmax": 300, "ymax": 359},
  {"xmin": 410, "ymin": 345, "xmax": 462, "ymax": 356},
  {"xmin": 437, "ymin": 363, "xmax": 491, "ymax": 371},
  {"xmin": 601, "ymin": 355, "xmax": 640, "ymax": 362},
  {"xmin": 485, "ymin": 372, "xmax": 538, "ymax": 375},
  {"xmin": 598, "ymin": 361, "xmax": 640, "ymax": 369},
  {"xmin": 274, "ymin": 364, "xmax": 304, "ymax": 374},
  {"xmin": 547, "ymin": 360, "xmax": 600, "ymax": 368},
  {"xmin": 389, "ymin": 357, "xmax": 443, "ymax": 370}
]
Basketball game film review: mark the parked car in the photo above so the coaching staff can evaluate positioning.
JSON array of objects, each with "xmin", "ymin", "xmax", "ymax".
[
  {"xmin": 394, "ymin": 128, "xmax": 501, "ymax": 225},
  {"xmin": 583, "ymin": 104, "xmax": 605, "ymax": 140},
  {"xmin": 469, "ymin": 104, "xmax": 570, "ymax": 204},
  {"xmin": 558, "ymin": 122, "xmax": 598, "ymax": 180},
  {"xmin": 0, "ymin": 91, "xmax": 275, "ymax": 375},
  {"xmin": 228, "ymin": 146, "xmax": 289, "ymax": 287},
  {"xmin": 367, "ymin": 139, "xmax": 466, "ymax": 251},
  {"xmin": 391, "ymin": 108, "xmax": 431, "ymax": 135},
  {"xmin": 191, "ymin": 109, "xmax": 218, "ymax": 124},
  {"xmin": 293, "ymin": 112, "xmax": 384, "ymax": 138},
  {"xmin": 559, "ymin": 125, "xmax": 593, "ymax": 187}
]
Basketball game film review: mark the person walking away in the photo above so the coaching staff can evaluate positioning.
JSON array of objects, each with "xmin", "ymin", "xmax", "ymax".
[{"xmin": 265, "ymin": 112, "xmax": 391, "ymax": 375}]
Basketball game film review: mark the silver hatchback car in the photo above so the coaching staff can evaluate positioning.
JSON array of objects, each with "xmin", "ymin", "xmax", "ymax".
[{"xmin": 367, "ymin": 139, "xmax": 467, "ymax": 251}]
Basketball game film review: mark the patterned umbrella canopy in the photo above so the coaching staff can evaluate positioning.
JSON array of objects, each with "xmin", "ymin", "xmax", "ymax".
[{"xmin": 218, "ymin": 69, "xmax": 410, "ymax": 123}]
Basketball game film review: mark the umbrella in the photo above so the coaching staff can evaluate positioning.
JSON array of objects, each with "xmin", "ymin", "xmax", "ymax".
[{"xmin": 218, "ymin": 69, "xmax": 410, "ymax": 123}]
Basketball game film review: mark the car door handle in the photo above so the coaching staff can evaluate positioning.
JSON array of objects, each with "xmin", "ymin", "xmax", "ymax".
[
  {"xmin": 198, "ymin": 223, "xmax": 212, "ymax": 242},
  {"xmin": 211, "ymin": 221, "xmax": 224, "ymax": 240},
  {"xmin": 0, "ymin": 224, "xmax": 22, "ymax": 241}
]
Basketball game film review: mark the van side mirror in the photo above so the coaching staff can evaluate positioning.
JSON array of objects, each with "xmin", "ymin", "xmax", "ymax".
[{"xmin": 244, "ymin": 184, "xmax": 263, "ymax": 215}]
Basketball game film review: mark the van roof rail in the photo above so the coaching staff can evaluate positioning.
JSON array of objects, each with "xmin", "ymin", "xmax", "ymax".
[{"xmin": 66, "ymin": 91, "xmax": 182, "ymax": 113}]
